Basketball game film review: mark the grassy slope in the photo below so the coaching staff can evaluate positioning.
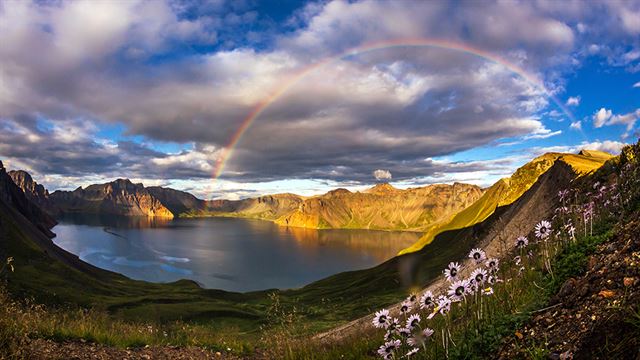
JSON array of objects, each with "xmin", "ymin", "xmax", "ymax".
[{"xmin": 399, "ymin": 152, "xmax": 612, "ymax": 254}]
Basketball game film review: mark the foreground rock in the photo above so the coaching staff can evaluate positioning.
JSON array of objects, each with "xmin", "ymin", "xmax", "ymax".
[{"xmin": 498, "ymin": 210, "xmax": 640, "ymax": 359}]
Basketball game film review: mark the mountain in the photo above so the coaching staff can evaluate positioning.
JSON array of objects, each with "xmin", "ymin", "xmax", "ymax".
[
  {"xmin": 8, "ymin": 169, "xmax": 60, "ymax": 216},
  {"xmin": 50, "ymin": 179, "xmax": 174, "ymax": 218},
  {"xmin": 274, "ymin": 182, "xmax": 484, "ymax": 231},
  {"xmin": 202, "ymin": 193, "xmax": 305, "ymax": 220},
  {"xmin": 0, "ymin": 162, "xmax": 57, "ymax": 238},
  {"xmin": 146, "ymin": 186, "xmax": 207, "ymax": 215},
  {"xmin": 399, "ymin": 151, "xmax": 614, "ymax": 254}
]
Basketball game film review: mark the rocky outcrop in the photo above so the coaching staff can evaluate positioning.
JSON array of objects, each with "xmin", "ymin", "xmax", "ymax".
[
  {"xmin": 50, "ymin": 179, "xmax": 174, "ymax": 218},
  {"xmin": 8, "ymin": 170, "xmax": 59, "ymax": 215},
  {"xmin": 146, "ymin": 186, "xmax": 206, "ymax": 216},
  {"xmin": 275, "ymin": 182, "xmax": 484, "ymax": 231},
  {"xmin": 0, "ymin": 161, "xmax": 57, "ymax": 238}
]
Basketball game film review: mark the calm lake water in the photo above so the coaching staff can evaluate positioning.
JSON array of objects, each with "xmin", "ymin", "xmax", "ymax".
[{"xmin": 52, "ymin": 215, "xmax": 421, "ymax": 292}]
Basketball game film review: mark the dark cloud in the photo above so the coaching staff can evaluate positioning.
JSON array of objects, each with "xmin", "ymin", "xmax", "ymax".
[{"xmin": 0, "ymin": 0, "xmax": 638, "ymax": 191}]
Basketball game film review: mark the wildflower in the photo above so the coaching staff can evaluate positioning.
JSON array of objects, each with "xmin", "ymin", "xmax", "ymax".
[
  {"xmin": 471, "ymin": 268, "xmax": 488, "ymax": 286},
  {"xmin": 436, "ymin": 295, "xmax": 451, "ymax": 314},
  {"xmin": 482, "ymin": 287, "xmax": 494, "ymax": 296},
  {"xmin": 385, "ymin": 318, "xmax": 400, "ymax": 332},
  {"xmin": 518, "ymin": 266, "xmax": 525, "ymax": 275},
  {"xmin": 488, "ymin": 275, "xmax": 497, "ymax": 285},
  {"xmin": 444, "ymin": 262, "xmax": 462, "ymax": 282},
  {"xmin": 515, "ymin": 236, "xmax": 529, "ymax": 249},
  {"xmin": 514, "ymin": 255, "xmax": 522, "ymax": 266},
  {"xmin": 568, "ymin": 225, "xmax": 576, "ymax": 238},
  {"xmin": 469, "ymin": 248, "xmax": 486, "ymax": 264},
  {"xmin": 398, "ymin": 327, "xmax": 411, "ymax": 339},
  {"xmin": 406, "ymin": 348, "xmax": 420, "ymax": 357},
  {"xmin": 558, "ymin": 189, "xmax": 569, "ymax": 201},
  {"xmin": 535, "ymin": 220, "xmax": 552, "ymax": 239},
  {"xmin": 467, "ymin": 278, "xmax": 477, "ymax": 293},
  {"xmin": 419, "ymin": 290, "xmax": 434, "ymax": 310},
  {"xmin": 406, "ymin": 314, "xmax": 421, "ymax": 331},
  {"xmin": 377, "ymin": 339, "xmax": 401, "ymax": 358},
  {"xmin": 485, "ymin": 258, "xmax": 499, "ymax": 272},
  {"xmin": 407, "ymin": 328, "xmax": 434, "ymax": 346},
  {"xmin": 448, "ymin": 279, "xmax": 469, "ymax": 302},
  {"xmin": 407, "ymin": 293, "xmax": 418, "ymax": 304},
  {"xmin": 527, "ymin": 250, "xmax": 534, "ymax": 259},
  {"xmin": 400, "ymin": 300, "xmax": 412, "ymax": 314},
  {"xmin": 373, "ymin": 309, "xmax": 390, "ymax": 328}
]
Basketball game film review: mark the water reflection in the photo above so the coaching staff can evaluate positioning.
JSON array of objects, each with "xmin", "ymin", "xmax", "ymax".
[{"xmin": 53, "ymin": 216, "xmax": 421, "ymax": 292}]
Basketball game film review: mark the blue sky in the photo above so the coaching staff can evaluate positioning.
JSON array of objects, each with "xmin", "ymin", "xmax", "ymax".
[{"xmin": 0, "ymin": 0, "xmax": 639, "ymax": 199}]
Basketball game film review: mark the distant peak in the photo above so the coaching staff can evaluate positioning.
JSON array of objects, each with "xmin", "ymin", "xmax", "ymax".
[
  {"xmin": 367, "ymin": 182, "xmax": 397, "ymax": 194},
  {"xmin": 327, "ymin": 188, "xmax": 351, "ymax": 196},
  {"xmin": 578, "ymin": 149, "xmax": 613, "ymax": 159}
]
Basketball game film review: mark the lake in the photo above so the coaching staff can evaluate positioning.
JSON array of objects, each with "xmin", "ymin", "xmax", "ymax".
[{"xmin": 52, "ymin": 215, "xmax": 421, "ymax": 292}]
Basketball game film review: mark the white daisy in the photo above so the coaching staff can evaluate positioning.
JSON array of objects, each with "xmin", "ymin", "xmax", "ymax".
[
  {"xmin": 515, "ymin": 236, "xmax": 529, "ymax": 249},
  {"xmin": 471, "ymin": 268, "xmax": 488, "ymax": 286},
  {"xmin": 372, "ymin": 309, "xmax": 390, "ymax": 328},
  {"xmin": 407, "ymin": 328, "xmax": 434, "ymax": 347},
  {"xmin": 535, "ymin": 220, "xmax": 552, "ymax": 239},
  {"xmin": 377, "ymin": 339, "xmax": 401, "ymax": 358},
  {"xmin": 437, "ymin": 295, "xmax": 451, "ymax": 314},
  {"xmin": 485, "ymin": 258, "xmax": 499, "ymax": 272},
  {"xmin": 448, "ymin": 279, "xmax": 469, "ymax": 302},
  {"xmin": 406, "ymin": 347, "xmax": 420, "ymax": 357},
  {"xmin": 399, "ymin": 300, "xmax": 412, "ymax": 314},
  {"xmin": 385, "ymin": 317, "xmax": 400, "ymax": 332},
  {"xmin": 406, "ymin": 293, "xmax": 418, "ymax": 304},
  {"xmin": 514, "ymin": 255, "xmax": 522, "ymax": 266},
  {"xmin": 469, "ymin": 248, "xmax": 486, "ymax": 263},
  {"xmin": 444, "ymin": 262, "xmax": 462, "ymax": 282},
  {"xmin": 482, "ymin": 287, "xmax": 494, "ymax": 296},
  {"xmin": 398, "ymin": 327, "xmax": 411, "ymax": 339},
  {"xmin": 406, "ymin": 314, "xmax": 421, "ymax": 331},
  {"xmin": 419, "ymin": 290, "xmax": 434, "ymax": 310}
]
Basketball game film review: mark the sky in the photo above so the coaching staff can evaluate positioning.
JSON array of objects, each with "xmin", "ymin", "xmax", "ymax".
[{"xmin": 0, "ymin": 0, "xmax": 639, "ymax": 200}]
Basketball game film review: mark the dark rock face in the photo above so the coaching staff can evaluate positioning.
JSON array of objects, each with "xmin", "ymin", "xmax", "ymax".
[
  {"xmin": 8, "ymin": 170, "xmax": 58, "ymax": 215},
  {"xmin": 0, "ymin": 162, "xmax": 56, "ymax": 238}
]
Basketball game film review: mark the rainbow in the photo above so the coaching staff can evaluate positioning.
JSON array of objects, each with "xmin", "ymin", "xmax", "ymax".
[{"xmin": 213, "ymin": 38, "xmax": 576, "ymax": 179}]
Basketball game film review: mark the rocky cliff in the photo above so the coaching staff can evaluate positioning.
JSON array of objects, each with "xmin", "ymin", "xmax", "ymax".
[
  {"xmin": 0, "ymin": 161, "xmax": 57, "ymax": 238},
  {"xmin": 8, "ymin": 170, "xmax": 59, "ymax": 215},
  {"xmin": 203, "ymin": 193, "xmax": 305, "ymax": 220},
  {"xmin": 50, "ymin": 179, "xmax": 174, "ymax": 218},
  {"xmin": 274, "ymin": 182, "xmax": 484, "ymax": 231}
]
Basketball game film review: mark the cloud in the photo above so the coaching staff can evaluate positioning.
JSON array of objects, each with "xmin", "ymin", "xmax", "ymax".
[
  {"xmin": 634, "ymin": 81, "xmax": 640, "ymax": 88},
  {"xmin": 580, "ymin": 140, "xmax": 628, "ymax": 154},
  {"xmin": 593, "ymin": 108, "xmax": 613, "ymax": 127},
  {"xmin": 570, "ymin": 121, "xmax": 582, "ymax": 130},
  {"xmin": 566, "ymin": 96, "xmax": 581, "ymax": 106},
  {"xmin": 373, "ymin": 169, "xmax": 392, "ymax": 181},
  {"xmin": 0, "ymin": 0, "xmax": 638, "ymax": 190},
  {"xmin": 593, "ymin": 107, "xmax": 640, "ymax": 137}
]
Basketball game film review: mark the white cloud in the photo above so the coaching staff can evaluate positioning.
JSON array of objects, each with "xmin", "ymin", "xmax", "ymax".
[
  {"xmin": 634, "ymin": 81, "xmax": 640, "ymax": 88},
  {"xmin": 566, "ymin": 96, "xmax": 581, "ymax": 106},
  {"xmin": 581, "ymin": 140, "xmax": 628, "ymax": 154},
  {"xmin": 570, "ymin": 121, "xmax": 582, "ymax": 130},
  {"xmin": 373, "ymin": 169, "xmax": 392, "ymax": 181},
  {"xmin": 593, "ymin": 108, "xmax": 613, "ymax": 127},
  {"xmin": 593, "ymin": 107, "xmax": 640, "ymax": 137}
]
